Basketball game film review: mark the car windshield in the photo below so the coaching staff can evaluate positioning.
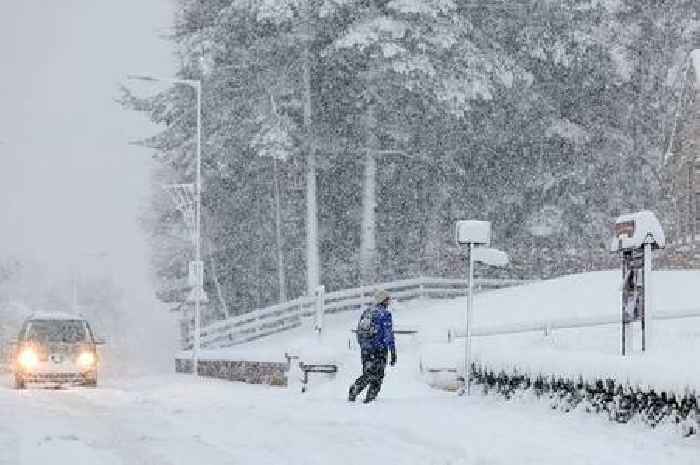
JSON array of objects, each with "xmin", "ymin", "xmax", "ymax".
[{"xmin": 25, "ymin": 320, "xmax": 87, "ymax": 344}]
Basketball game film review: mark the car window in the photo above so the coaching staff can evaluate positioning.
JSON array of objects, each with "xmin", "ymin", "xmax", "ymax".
[{"xmin": 24, "ymin": 320, "xmax": 88, "ymax": 344}]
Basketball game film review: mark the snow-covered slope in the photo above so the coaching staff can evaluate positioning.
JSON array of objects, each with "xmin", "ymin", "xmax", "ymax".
[{"xmin": 189, "ymin": 270, "xmax": 700, "ymax": 391}]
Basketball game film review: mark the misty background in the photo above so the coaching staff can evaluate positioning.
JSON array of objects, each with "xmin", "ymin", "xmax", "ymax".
[
  {"xmin": 0, "ymin": 0, "xmax": 177, "ymax": 372},
  {"xmin": 1, "ymin": 1, "xmax": 698, "ymax": 359}
]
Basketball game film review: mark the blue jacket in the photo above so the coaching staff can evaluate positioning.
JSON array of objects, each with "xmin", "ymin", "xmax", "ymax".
[{"xmin": 359, "ymin": 303, "xmax": 395, "ymax": 352}]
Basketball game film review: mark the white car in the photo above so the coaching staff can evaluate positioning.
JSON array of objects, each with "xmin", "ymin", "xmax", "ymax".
[{"xmin": 11, "ymin": 313, "xmax": 104, "ymax": 389}]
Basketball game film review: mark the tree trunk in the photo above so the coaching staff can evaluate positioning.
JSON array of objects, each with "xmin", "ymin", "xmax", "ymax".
[
  {"xmin": 205, "ymin": 238, "xmax": 231, "ymax": 319},
  {"xmin": 302, "ymin": 0, "xmax": 319, "ymax": 296},
  {"xmin": 200, "ymin": 210, "xmax": 231, "ymax": 319},
  {"xmin": 273, "ymin": 157, "xmax": 287, "ymax": 302},
  {"xmin": 360, "ymin": 105, "xmax": 379, "ymax": 285}
]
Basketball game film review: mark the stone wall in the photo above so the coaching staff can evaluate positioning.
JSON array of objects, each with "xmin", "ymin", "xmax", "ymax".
[{"xmin": 175, "ymin": 358, "xmax": 288, "ymax": 386}]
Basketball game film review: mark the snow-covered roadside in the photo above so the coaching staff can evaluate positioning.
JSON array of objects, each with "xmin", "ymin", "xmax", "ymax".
[
  {"xmin": 185, "ymin": 271, "xmax": 700, "ymax": 393},
  {"xmin": 1, "ymin": 373, "xmax": 698, "ymax": 465}
]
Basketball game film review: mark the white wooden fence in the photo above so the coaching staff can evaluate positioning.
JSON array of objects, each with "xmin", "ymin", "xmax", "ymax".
[
  {"xmin": 188, "ymin": 276, "xmax": 531, "ymax": 349},
  {"xmin": 448, "ymin": 307, "xmax": 700, "ymax": 340}
]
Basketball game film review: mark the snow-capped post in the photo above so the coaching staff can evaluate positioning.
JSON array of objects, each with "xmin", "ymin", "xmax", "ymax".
[
  {"xmin": 454, "ymin": 220, "xmax": 506, "ymax": 395},
  {"xmin": 313, "ymin": 285, "xmax": 325, "ymax": 337},
  {"xmin": 610, "ymin": 211, "xmax": 665, "ymax": 356}
]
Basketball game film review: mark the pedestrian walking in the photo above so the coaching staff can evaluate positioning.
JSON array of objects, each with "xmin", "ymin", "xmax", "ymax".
[{"xmin": 348, "ymin": 289, "xmax": 396, "ymax": 403}]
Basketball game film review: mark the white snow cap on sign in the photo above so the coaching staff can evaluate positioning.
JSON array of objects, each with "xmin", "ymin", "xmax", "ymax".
[
  {"xmin": 472, "ymin": 247, "xmax": 509, "ymax": 267},
  {"xmin": 610, "ymin": 210, "xmax": 665, "ymax": 252},
  {"xmin": 455, "ymin": 220, "xmax": 491, "ymax": 245}
]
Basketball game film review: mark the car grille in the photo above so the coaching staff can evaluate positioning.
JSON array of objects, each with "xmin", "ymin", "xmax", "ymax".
[{"xmin": 23, "ymin": 372, "xmax": 86, "ymax": 383}]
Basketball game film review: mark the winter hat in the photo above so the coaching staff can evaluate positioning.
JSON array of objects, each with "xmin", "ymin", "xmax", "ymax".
[{"xmin": 374, "ymin": 289, "xmax": 391, "ymax": 305}]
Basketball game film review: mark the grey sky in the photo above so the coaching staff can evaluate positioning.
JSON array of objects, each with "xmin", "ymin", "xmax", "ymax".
[{"xmin": 0, "ymin": 1, "xmax": 174, "ymax": 285}]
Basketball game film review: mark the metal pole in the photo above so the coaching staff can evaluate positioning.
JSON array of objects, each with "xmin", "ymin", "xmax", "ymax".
[
  {"xmin": 620, "ymin": 258, "xmax": 625, "ymax": 356},
  {"xmin": 315, "ymin": 285, "xmax": 325, "ymax": 339},
  {"xmin": 465, "ymin": 242, "xmax": 474, "ymax": 395},
  {"xmin": 643, "ymin": 242, "xmax": 652, "ymax": 352},
  {"xmin": 126, "ymin": 74, "xmax": 204, "ymax": 374},
  {"xmin": 193, "ymin": 81, "xmax": 202, "ymax": 376}
]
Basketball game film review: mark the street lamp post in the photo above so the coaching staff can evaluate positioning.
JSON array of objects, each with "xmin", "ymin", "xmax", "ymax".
[{"xmin": 128, "ymin": 74, "xmax": 203, "ymax": 376}]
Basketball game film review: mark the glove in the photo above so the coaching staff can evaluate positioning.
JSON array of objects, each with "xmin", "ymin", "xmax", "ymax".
[{"xmin": 390, "ymin": 350, "xmax": 397, "ymax": 367}]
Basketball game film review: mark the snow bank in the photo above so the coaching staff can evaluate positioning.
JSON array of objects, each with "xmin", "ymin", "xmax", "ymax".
[{"xmin": 189, "ymin": 270, "xmax": 700, "ymax": 394}]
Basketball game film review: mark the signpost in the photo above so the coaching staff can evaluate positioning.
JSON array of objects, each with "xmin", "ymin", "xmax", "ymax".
[
  {"xmin": 455, "ymin": 220, "xmax": 509, "ymax": 395},
  {"xmin": 313, "ymin": 285, "xmax": 326, "ymax": 338},
  {"xmin": 610, "ymin": 211, "xmax": 665, "ymax": 355}
]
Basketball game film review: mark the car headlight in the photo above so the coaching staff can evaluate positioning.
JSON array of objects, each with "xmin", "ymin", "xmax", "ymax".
[
  {"xmin": 77, "ymin": 352, "xmax": 96, "ymax": 369},
  {"xmin": 18, "ymin": 348, "xmax": 38, "ymax": 370}
]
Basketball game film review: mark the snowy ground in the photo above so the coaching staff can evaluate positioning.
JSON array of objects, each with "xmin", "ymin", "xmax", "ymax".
[
  {"xmin": 1, "ymin": 372, "xmax": 699, "ymax": 465},
  {"xmin": 3, "ymin": 270, "xmax": 699, "ymax": 464},
  {"xmin": 189, "ymin": 270, "xmax": 700, "ymax": 391}
]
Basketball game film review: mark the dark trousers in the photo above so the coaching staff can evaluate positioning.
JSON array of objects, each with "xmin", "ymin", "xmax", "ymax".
[{"xmin": 351, "ymin": 349, "xmax": 387, "ymax": 401}]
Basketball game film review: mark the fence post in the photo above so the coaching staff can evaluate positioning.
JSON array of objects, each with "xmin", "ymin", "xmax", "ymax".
[
  {"xmin": 314, "ymin": 285, "xmax": 326, "ymax": 335},
  {"xmin": 419, "ymin": 276, "xmax": 425, "ymax": 300}
]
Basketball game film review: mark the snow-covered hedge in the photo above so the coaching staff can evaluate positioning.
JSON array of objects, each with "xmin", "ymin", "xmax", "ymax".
[{"xmin": 467, "ymin": 363, "xmax": 699, "ymax": 437}]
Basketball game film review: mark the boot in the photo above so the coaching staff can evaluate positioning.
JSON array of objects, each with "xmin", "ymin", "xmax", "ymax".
[{"xmin": 348, "ymin": 385, "xmax": 357, "ymax": 402}]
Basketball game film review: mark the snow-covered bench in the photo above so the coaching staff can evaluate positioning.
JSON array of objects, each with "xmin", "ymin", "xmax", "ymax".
[
  {"xmin": 285, "ymin": 350, "xmax": 339, "ymax": 393},
  {"xmin": 298, "ymin": 362, "xmax": 338, "ymax": 393}
]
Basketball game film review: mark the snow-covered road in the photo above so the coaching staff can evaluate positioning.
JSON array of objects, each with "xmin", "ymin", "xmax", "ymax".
[{"xmin": 1, "ymin": 373, "xmax": 697, "ymax": 465}]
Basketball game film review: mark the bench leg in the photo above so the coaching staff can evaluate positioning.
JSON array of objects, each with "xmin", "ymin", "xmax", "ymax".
[{"xmin": 301, "ymin": 370, "xmax": 308, "ymax": 393}]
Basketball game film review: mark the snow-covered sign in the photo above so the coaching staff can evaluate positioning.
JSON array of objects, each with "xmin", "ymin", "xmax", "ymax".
[
  {"xmin": 455, "ymin": 220, "xmax": 491, "ymax": 245},
  {"xmin": 188, "ymin": 260, "xmax": 204, "ymax": 288},
  {"xmin": 610, "ymin": 211, "xmax": 666, "ymax": 252},
  {"xmin": 472, "ymin": 248, "xmax": 509, "ymax": 267}
]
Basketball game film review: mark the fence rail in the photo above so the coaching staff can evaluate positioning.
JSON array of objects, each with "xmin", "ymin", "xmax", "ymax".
[
  {"xmin": 448, "ymin": 307, "xmax": 700, "ymax": 340},
  {"xmin": 187, "ymin": 276, "xmax": 532, "ymax": 350}
]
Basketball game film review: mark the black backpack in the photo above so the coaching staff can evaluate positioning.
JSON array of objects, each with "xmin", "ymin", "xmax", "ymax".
[{"xmin": 356, "ymin": 306, "xmax": 379, "ymax": 349}]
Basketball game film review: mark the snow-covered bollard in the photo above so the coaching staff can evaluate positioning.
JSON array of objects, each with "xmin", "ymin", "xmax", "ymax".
[{"xmin": 419, "ymin": 343, "xmax": 464, "ymax": 392}]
